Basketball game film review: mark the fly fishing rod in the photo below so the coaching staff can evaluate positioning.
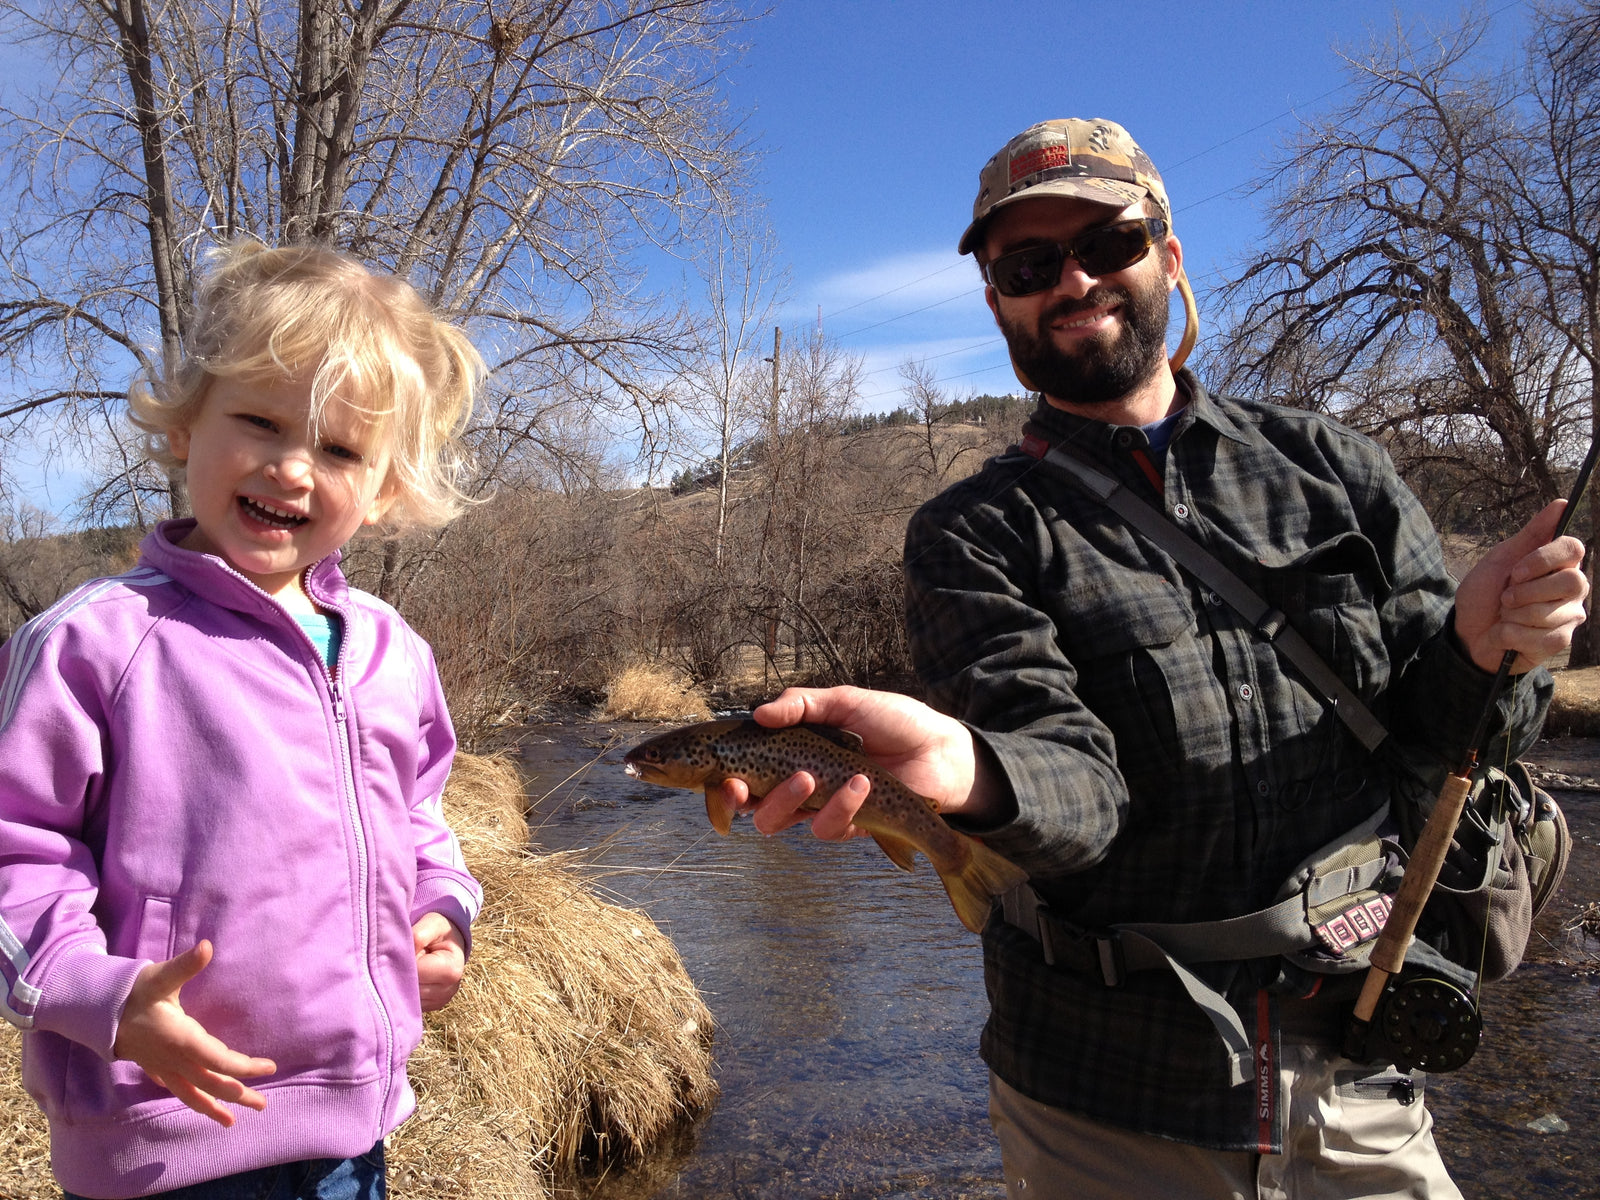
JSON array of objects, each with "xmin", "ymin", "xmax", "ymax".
[{"xmin": 1343, "ymin": 437, "xmax": 1600, "ymax": 1071}]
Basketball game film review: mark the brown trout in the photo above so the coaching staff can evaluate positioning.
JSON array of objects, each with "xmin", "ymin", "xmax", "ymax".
[{"xmin": 622, "ymin": 718, "xmax": 1029, "ymax": 933}]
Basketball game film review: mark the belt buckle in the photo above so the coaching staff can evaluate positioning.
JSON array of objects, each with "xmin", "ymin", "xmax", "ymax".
[
  {"xmin": 1095, "ymin": 935, "xmax": 1127, "ymax": 988},
  {"xmin": 1035, "ymin": 899, "xmax": 1058, "ymax": 968}
]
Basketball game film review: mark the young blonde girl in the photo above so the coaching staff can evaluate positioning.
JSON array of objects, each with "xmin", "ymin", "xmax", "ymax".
[{"xmin": 0, "ymin": 241, "xmax": 486, "ymax": 1199}]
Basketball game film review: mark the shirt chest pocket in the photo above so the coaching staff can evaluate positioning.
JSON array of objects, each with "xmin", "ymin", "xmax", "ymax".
[
  {"xmin": 1052, "ymin": 575, "xmax": 1198, "ymax": 779},
  {"xmin": 1256, "ymin": 532, "xmax": 1391, "ymax": 697}
]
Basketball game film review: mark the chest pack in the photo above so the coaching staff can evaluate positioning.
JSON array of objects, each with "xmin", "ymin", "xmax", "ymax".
[{"xmin": 998, "ymin": 428, "xmax": 1572, "ymax": 1079}]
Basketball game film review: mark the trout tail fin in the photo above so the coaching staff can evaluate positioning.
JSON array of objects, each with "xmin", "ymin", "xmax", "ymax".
[{"xmin": 939, "ymin": 835, "xmax": 1030, "ymax": 934}]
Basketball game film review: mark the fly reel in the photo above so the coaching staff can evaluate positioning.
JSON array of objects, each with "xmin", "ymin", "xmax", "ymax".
[{"xmin": 1343, "ymin": 974, "xmax": 1481, "ymax": 1073}]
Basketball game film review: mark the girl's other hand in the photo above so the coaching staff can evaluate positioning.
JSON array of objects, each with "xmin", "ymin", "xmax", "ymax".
[{"xmin": 413, "ymin": 912, "xmax": 467, "ymax": 1011}]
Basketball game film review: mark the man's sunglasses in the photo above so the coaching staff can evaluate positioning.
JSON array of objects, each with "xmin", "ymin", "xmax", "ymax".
[{"xmin": 985, "ymin": 217, "xmax": 1169, "ymax": 297}]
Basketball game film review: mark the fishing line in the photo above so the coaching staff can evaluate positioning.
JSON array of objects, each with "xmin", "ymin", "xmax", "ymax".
[
  {"xmin": 525, "ymin": 734, "xmax": 628, "ymax": 837},
  {"xmin": 517, "ymin": 733, "xmax": 748, "ymax": 926}
]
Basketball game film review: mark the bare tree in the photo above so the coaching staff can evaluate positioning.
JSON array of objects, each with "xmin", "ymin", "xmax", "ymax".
[
  {"xmin": 0, "ymin": 490, "xmax": 136, "ymax": 637},
  {"xmin": 679, "ymin": 219, "xmax": 784, "ymax": 566},
  {"xmin": 1211, "ymin": 14, "xmax": 1581, "ymax": 515},
  {"xmin": 1496, "ymin": 0, "xmax": 1600, "ymax": 662},
  {"xmin": 751, "ymin": 323, "xmax": 862, "ymax": 673},
  {"xmin": 897, "ymin": 357, "xmax": 990, "ymax": 486},
  {"xmin": 0, "ymin": 0, "xmax": 754, "ymax": 519}
]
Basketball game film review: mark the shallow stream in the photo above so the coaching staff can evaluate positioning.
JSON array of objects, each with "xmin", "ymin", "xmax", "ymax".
[{"xmin": 514, "ymin": 720, "xmax": 1599, "ymax": 1200}]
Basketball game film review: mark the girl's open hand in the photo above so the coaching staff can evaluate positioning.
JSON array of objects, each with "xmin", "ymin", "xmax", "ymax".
[{"xmin": 112, "ymin": 940, "xmax": 276, "ymax": 1126}]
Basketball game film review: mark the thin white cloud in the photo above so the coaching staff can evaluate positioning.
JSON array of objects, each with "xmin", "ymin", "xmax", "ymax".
[
  {"xmin": 774, "ymin": 248, "xmax": 1025, "ymax": 413},
  {"xmin": 798, "ymin": 249, "xmax": 980, "ymax": 320}
]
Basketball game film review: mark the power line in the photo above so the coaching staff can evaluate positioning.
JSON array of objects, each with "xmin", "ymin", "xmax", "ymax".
[
  {"xmin": 856, "ymin": 336, "xmax": 1002, "ymax": 380},
  {"xmin": 1163, "ymin": 0, "xmax": 1528, "ymax": 181},
  {"xmin": 857, "ymin": 356, "xmax": 1016, "ymax": 406},
  {"xmin": 831, "ymin": 284, "xmax": 984, "ymax": 342},
  {"xmin": 819, "ymin": 259, "xmax": 970, "ymax": 322}
]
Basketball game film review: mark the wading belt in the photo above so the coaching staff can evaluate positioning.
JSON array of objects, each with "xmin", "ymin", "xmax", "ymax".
[
  {"xmin": 1002, "ymin": 430, "xmax": 1401, "ymax": 1084},
  {"xmin": 1000, "ymin": 808, "xmax": 1394, "ymax": 1087}
]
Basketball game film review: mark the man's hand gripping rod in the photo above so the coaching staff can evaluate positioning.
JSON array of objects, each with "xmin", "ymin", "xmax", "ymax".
[{"xmin": 1344, "ymin": 441, "xmax": 1598, "ymax": 1067}]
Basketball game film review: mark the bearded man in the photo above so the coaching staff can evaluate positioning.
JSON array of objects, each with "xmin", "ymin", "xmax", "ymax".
[{"xmin": 718, "ymin": 118, "xmax": 1589, "ymax": 1199}]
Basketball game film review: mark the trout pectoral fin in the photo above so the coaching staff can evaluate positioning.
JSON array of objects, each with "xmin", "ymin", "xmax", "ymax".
[
  {"xmin": 704, "ymin": 789, "xmax": 733, "ymax": 836},
  {"xmin": 870, "ymin": 832, "xmax": 919, "ymax": 873}
]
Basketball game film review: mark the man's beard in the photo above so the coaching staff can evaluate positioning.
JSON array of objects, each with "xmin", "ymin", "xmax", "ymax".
[{"xmin": 999, "ymin": 273, "xmax": 1171, "ymax": 405}]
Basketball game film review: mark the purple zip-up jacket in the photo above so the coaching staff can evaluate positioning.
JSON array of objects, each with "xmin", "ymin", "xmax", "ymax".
[{"xmin": 0, "ymin": 520, "xmax": 483, "ymax": 1198}]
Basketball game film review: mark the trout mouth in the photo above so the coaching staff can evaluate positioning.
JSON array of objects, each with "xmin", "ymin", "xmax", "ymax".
[
  {"xmin": 622, "ymin": 755, "xmax": 698, "ymax": 789},
  {"xmin": 623, "ymin": 758, "xmax": 670, "ymax": 785}
]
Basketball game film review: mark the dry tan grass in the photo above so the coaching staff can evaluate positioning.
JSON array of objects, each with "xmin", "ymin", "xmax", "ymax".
[
  {"xmin": 1548, "ymin": 666, "xmax": 1600, "ymax": 738},
  {"xmin": 0, "ymin": 1041, "xmax": 51, "ymax": 1200},
  {"xmin": 601, "ymin": 663, "xmax": 711, "ymax": 722},
  {"xmin": 0, "ymin": 752, "xmax": 715, "ymax": 1199}
]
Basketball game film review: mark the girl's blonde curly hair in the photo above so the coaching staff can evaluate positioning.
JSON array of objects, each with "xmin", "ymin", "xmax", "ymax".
[{"xmin": 130, "ymin": 240, "xmax": 485, "ymax": 530}]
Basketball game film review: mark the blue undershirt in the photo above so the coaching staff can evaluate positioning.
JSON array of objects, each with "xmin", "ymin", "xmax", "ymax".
[
  {"xmin": 295, "ymin": 612, "xmax": 343, "ymax": 667},
  {"xmin": 1140, "ymin": 408, "xmax": 1184, "ymax": 464}
]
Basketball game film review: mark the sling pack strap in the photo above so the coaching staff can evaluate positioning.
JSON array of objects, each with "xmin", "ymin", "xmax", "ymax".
[
  {"xmin": 1016, "ymin": 428, "xmax": 1390, "ymax": 754},
  {"xmin": 1002, "ymin": 883, "xmax": 1256, "ymax": 1085}
]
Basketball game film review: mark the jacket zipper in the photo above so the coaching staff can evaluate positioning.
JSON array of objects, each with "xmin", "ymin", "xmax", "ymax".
[{"xmin": 326, "ymin": 643, "xmax": 397, "ymax": 1142}]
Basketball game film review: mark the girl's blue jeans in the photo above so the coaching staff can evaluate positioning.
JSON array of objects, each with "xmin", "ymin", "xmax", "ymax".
[{"xmin": 62, "ymin": 1141, "xmax": 384, "ymax": 1200}]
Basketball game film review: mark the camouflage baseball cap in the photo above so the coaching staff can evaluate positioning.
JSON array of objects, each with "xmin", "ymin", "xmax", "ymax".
[{"xmin": 958, "ymin": 118, "xmax": 1171, "ymax": 255}]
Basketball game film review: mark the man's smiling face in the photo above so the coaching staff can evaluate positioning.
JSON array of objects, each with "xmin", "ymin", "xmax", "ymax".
[{"xmin": 981, "ymin": 196, "xmax": 1182, "ymax": 411}]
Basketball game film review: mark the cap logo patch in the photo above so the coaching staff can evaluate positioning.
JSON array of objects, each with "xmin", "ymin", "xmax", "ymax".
[{"xmin": 1009, "ymin": 143, "xmax": 1072, "ymax": 186}]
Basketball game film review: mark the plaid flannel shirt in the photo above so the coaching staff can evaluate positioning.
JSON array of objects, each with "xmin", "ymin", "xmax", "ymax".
[{"xmin": 903, "ymin": 372, "xmax": 1550, "ymax": 1149}]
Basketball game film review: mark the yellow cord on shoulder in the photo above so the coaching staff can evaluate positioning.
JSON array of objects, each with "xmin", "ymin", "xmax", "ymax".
[{"xmin": 1168, "ymin": 270, "xmax": 1199, "ymax": 375}]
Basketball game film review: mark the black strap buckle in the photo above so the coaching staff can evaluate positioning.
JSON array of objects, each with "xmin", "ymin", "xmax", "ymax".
[
  {"xmin": 1255, "ymin": 607, "xmax": 1289, "ymax": 640},
  {"xmin": 1095, "ymin": 935, "xmax": 1127, "ymax": 988}
]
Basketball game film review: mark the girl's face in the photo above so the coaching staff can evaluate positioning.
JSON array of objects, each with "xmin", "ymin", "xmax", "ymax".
[{"xmin": 168, "ymin": 374, "xmax": 394, "ymax": 609}]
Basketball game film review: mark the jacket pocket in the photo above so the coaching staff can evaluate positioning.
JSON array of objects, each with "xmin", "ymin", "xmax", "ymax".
[
  {"xmin": 1055, "ymin": 577, "xmax": 1195, "ymax": 779},
  {"xmin": 1256, "ymin": 532, "xmax": 1390, "ymax": 697},
  {"xmin": 1056, "ymin": 574, "xmax": 1195, "ymax": 658},
  {"xmin": 136, "ymin": 896, "xmax": 176, "ymax": 965}
]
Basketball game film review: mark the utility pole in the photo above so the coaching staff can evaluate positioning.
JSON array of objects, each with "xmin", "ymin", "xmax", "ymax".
[
  {"xmin": 765, "ymin": 325, "xmax": 782, "ymax": 435},
  {"xmin": 761, "ymin": 324, "xmax": 783, "ymax": 666}
]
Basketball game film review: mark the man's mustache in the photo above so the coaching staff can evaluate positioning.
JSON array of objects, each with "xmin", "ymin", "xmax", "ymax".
[{"xmin": 1038, "ymin": 288, "xmax": 1131, "ymax": 326}]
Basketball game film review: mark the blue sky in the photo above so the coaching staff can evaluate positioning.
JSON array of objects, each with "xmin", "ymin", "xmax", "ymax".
[
  {"xmin": 733, "ymin": 0, "xmax": 1531, "ymax": 411},
  {"xmin": 1, "ymin": 1, "xmax": 1533, "ymax": 510}
]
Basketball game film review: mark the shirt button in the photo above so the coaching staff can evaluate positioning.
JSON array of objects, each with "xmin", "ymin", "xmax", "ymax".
[
  {"xmin": 1257, "ymin": 781, "xmax": 1271, "ymax": 796},
  {"xmin": 1238, "ymin": 684, "xmax": 1254, "ymax": 700},
  {"xmin": 1173, "ymin": 503, "xmax": 1190, "ymax": 519},
  {"xmin": 1116, "ymin": 430, "xmax": 1136, "ymax": 448}
]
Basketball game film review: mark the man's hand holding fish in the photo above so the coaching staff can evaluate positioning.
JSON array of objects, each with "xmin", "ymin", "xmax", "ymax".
[
  {"xmin": 626, "ymin": 692, "xmax": 1028, "ymax": 932},
  {"xmin": 708, "ymin": 685, "xmax": 1014, "ymax": 837}
]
